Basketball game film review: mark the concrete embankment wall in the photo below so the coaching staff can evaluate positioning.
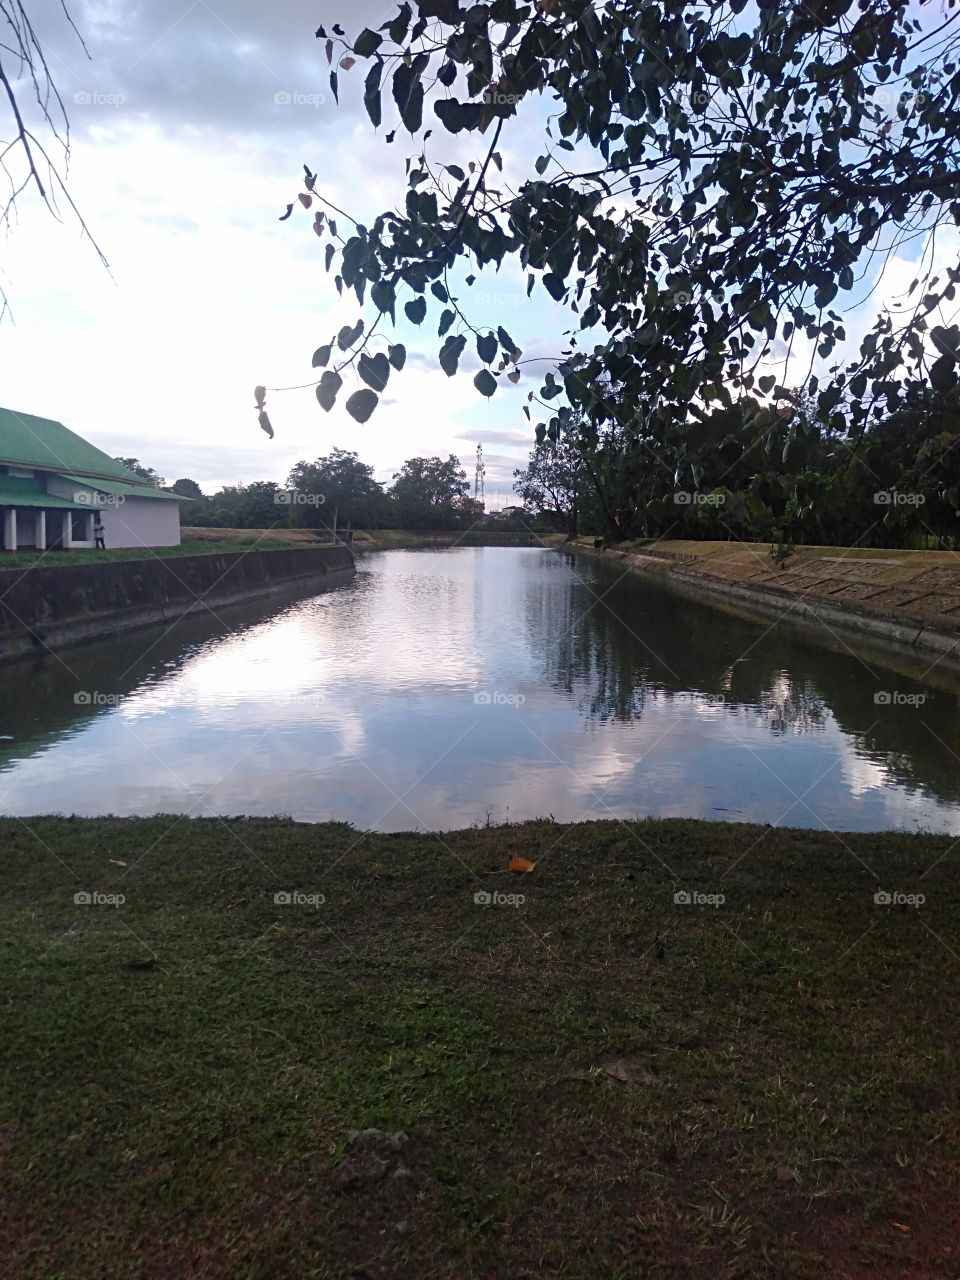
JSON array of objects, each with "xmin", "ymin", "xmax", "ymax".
[
  {"xmin": 572, "ymin": 545, "xmax": 960, "ymax": 672},
  {"xmin": 0, "ymin": 545, "xmax": 354, "ymax": 662}
]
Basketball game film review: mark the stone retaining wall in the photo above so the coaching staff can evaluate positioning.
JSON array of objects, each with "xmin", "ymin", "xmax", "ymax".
[
  {"xmin": 0, "ymin": 545, "xmax": 355, "ymax": 662},
  {"xmin": 574, "ymin": 545, "xmax": 960, "ymax": 671}
]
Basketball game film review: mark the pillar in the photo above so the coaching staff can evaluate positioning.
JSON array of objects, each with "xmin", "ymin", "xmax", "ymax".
[
  {"xmin": 35, "ymin": 510, "xmax": 45, "ymax": 551},
  {"xmin": 3, "ymin": 508, "xmax": 15, "ymax": 552},
  {"xmin": 62, "ymin": 510, "xmax": 72, "ymax": 549},
  {"xmin": 86, "ymin": 511, "xmax": 95, "ymax": 544}
]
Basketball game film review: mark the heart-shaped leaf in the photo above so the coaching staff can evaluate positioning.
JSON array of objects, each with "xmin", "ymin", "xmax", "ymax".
[
  {"xmin": 542, "ymin": 273, "xmax": 566, "ymax": 301},
  {"xmin": 358, "ymin": 352, "xmax": 390, "ymax": 391},
  {"xmin": 371, "ymin": 280, "xmax": 395, "ymax": 317},
  {"xmin": 474, "ymin": 369, "xmax": 497, "ymax": 397},
  {"xmin": 931, "ymin": 325, "xmax": 960, "ymax": 360},
  {"xmin": 477, "ymin": 332, "xmax": 498, "ymax": 364},
  {"xmin": 345, "ymin": 389, "xmax": 378, "ymax": 422},
  {"xmin": 312, "ymin": 344, "xmax": 332, "ymax": 369},
  {"xmin": 258, "ymin": 411, "xmax": 274, "ymax": 439},
  {"xmin": 337, "ymin": 320, "xmax": 364, "ymax": 351},
  {"xmin": 388, "ymin": 343, "xmax": 406, "ymax": 370},
  {"xmin": 317, "ymin": 370, "xmax": 342, "ymax": 411},
  {"xmin": 353, "ymin": 29, "xmax": 382, "ymax": 58},
  {"xmin": 404, "ymin": 296, "xmax": 427, "ymax": 325},
  {"xmin": 439, "ymin": 333, "xmax": 467, "ymax": 376}
]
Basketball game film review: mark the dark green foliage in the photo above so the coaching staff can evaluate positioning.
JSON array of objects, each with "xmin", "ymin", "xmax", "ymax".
[
  {"xmin": 514, "ymin": 385, "xmax": 960, "ymax": 548},
  {"xmin": 299, "ymin": 0, "xmax": 960, "ymax": 437},
  {"xmin": 389, "ymin": 453, "xmax": 479, "ymax": 529}
]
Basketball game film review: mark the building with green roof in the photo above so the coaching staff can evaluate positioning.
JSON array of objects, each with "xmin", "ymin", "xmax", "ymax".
[{"xmin": 0, "ymin": 408, "xmax": 183, "ymax": 551}]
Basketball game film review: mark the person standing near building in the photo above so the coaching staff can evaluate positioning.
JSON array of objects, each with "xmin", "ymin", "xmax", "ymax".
[{"xmin": 94, "ymin": 514, "xmax": 106, "ymax": 550}]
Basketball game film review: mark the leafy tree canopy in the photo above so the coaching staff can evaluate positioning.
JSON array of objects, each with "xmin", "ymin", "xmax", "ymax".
[
  {"xmin": 171, "ymin": 478, "xmax": 206, "ymax": 501},
  {"xmin": 291, "ymin": 0, "xmax": 960, "ymax": 441},
  {"xmin": 287, "ymin": 447, "xmax": 387, "ymax": 527},
  {"xmin": 115, "ymin": 457, "xmax": 166, "ymax": 487},
  {"xmin": 390, "ymin": 453, "xmax": 478, "ymax": 527}
]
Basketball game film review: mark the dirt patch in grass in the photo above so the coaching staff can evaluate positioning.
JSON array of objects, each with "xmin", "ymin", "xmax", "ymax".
[{"xmin": 1, "ymin": 815, "xmax": 959, "ymax": 1277}]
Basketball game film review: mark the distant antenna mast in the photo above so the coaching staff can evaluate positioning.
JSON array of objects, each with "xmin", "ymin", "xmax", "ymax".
[{"xmin": 474, "ymin": 443, "xmax": 486, "ymax": 506}]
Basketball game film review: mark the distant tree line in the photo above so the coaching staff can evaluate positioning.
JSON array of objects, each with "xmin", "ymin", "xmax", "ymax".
[
  {"xmin": 167, "ymin": 450, "xmax": 489, "ymax": 533},
  {"xmin": 512, "ymin": 382, "xmax": 960, "ymax": 549}
]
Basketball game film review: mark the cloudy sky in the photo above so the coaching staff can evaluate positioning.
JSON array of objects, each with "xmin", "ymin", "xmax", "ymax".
[{"xmin": 2, "ymin": 1, "xmax": 951, "ymax": 503}]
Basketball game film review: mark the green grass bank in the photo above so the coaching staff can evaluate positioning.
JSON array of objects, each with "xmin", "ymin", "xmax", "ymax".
[{"xmin": 3, "ymin": 815, "xmax": 959, "ymax": 1278}]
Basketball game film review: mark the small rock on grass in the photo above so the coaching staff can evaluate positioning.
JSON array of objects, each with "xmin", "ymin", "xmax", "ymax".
[
  {"xmin": 334, "ymin": 1151, "xmax": 389, "ymax": 1189},
  {"xmin": 347, "ymin": 1128, "xmax": 408, "ymax": 1152}
]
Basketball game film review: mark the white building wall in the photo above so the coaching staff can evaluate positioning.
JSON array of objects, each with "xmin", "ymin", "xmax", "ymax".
[
  {"xmin": 98, "ymin": 497, "xmax": 181, "ymax": 548},
  {"xmin": 45, "ymin": 477, "xmax": 182, "ymax": 548}
]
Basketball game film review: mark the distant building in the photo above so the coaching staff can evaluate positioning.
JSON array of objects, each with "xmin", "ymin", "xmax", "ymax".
[{"xmin": 0, "ymin": 407, "xmax": 183, "ymax": 551}]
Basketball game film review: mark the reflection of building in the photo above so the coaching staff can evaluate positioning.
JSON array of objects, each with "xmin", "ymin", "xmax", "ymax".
[{"xmin": 0, "ymin": 407, "xmax": 183, "ymax": 550}]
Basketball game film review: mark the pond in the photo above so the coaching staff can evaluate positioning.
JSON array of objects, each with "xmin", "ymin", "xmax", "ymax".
[{"xmin": 2, "ymin": 546, "xmax": 959, "ymax": 831}]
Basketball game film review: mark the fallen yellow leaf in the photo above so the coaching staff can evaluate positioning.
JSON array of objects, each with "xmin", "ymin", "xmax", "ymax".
[{"xmin": 508, "ymin": 855, "xmax": 536, "ymax": 873}]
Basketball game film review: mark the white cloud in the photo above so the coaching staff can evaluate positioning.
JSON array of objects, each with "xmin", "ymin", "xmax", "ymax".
[{"xmin": 7, "ymin": 0, "xmax": 952, "ymax": 503}]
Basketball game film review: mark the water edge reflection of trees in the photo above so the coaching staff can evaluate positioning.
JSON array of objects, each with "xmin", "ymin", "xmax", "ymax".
[{"xmin": 539, "ymin": 554, "xmax": 960, "ymax": 807}]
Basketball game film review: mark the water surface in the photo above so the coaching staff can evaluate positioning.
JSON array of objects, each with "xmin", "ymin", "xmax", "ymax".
[{"xmin": 1, "ymin": 547, "xmax": 959, "ymax": 831}]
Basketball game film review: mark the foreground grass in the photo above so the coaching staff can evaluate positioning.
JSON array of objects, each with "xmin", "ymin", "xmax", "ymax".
[{"xmin": 3, "ymin": 816, "xmax": 959, "ymax": 1278}]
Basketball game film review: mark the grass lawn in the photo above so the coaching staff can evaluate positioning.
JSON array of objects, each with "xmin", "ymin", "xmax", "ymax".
[
  {"xmin": 579, "ymin": 537, "xmax": 960, "ymax": 586},
  {"xmin": 2, "ymin": 816, "xmax": 959, "ymax": 1277},
  {"xmin": 0, "ymin": 533, "xmax": 322, "ymax": 571}
]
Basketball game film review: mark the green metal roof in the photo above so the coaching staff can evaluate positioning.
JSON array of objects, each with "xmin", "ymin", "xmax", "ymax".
[
  {"xmin": 0, "ymin": 407, "xmax": 158, "ymax": 487},
  {"xmin": 59, "ymin": 474, "xmax": 184, "ymax": 502},
  {"xmin": 0, "ymin": 481, "xmax": 86, "ymax": 510}
]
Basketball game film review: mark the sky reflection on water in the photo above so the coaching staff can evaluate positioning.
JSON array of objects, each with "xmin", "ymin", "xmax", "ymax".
[{"xmin": 0, "ymin": 547, "xmax": 958, "ymax": 832}]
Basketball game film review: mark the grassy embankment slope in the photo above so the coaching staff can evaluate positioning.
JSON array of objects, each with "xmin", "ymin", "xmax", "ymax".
[
  {"xmin": 571, "ymin": 537, "xmax": 960, "ymax": 642},
  {"xmin": 0, "ymin": 529, "xmax": 316, "ymax": 570},
  {"xmin": 577, "ymin": 535, "xmax": 960, "ymax": 588},
  {"xmin": 3, "ymin": 815, "xmax": 959, "ymax": 1277}
]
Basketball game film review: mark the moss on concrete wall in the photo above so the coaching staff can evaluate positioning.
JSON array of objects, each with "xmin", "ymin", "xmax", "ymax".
[{"xmin": 0, "ymin": 545, "xmax": 355, "ymax": 661}]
